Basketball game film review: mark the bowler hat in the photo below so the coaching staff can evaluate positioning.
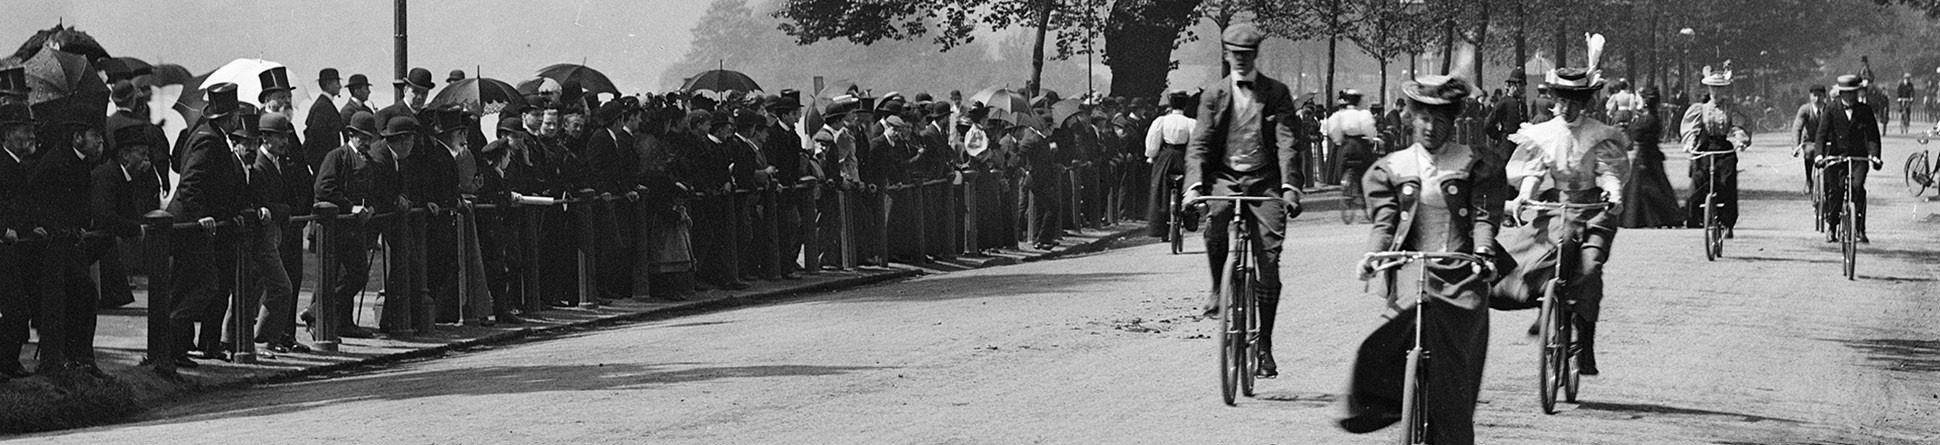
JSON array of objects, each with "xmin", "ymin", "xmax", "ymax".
[
  {"xmin": 0, "ymin": 67, "xmax": 30, "ymax": 96},
  {"xmin": 593, "ymin": 100, "xmax": 628, "ymax": 127},
  {"xmin": 764, "ymin": 92, "xmax": 802, "ymax": 112},
  {"xmin": 112, "ymin": 125, "xmax": 149, "ymax": 150},
  {"xmin": 258, "ymin": 112, "xmax": 296, "ymax": 135},
  {"xmin": 0, "ymin": 103, "xmax": 35, "ymax": 127},
  {"xmin": 1222, "ymin": 23, "xmax": 1265, "ymax": 52},
  {"xmin": 447, "ymin": 69, "xmax": 466, "ymax": 83},
  {"xmin": 345, "ymin": 73, "xmax": 371, "ymax": 88},
  {"xmin": 258, "ymin": 66, "xmax": 294, "ymax": 99},
  {"xmin": 433, "ymin": 107, "xmax": 472, "ymax": 135},
  {"xmin": 344, "ymin": 111, "xmax": 380, "ymax": 137},
  {"xmin": 317, "ymin": 68, "xmax": 341, "ymax": 84},
  {"xmin": 111, "ymin": 80, "xmax": 140, "ymax": 105},
  {"xmin": 204, "ymin": 82, "xmax": 243, "ymax": 118},
  {"xmin": 381, "ymin": 115, "xmax": 420, "ymax": 137},
  {"xmin": 396, "ymin": 67, "xmax": 434, "ymax": 91},
  {"xmin": 732, "ymin": 108, "xmax": 764, "ymax": 129}
]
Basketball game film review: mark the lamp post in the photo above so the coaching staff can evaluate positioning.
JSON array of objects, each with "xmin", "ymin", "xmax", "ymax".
[{"xmin": 1679, "ymin": 27, "xmax": 1695, "ymax": 103}]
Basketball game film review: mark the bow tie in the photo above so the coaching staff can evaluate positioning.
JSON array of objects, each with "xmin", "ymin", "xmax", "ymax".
[{"xmin": 1237, "ymin": 80, "xmax": 1255, "ymax": 90}]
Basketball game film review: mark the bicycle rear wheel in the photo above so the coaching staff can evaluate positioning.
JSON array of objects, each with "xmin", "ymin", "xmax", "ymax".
[
  {"xmin": 1218, "ymin": 254, "xmax": 1243, "ymax": 406},
  {"xmin": 1843, "ymin": 201, "xmax": 1858, "ymax": 280},
  {"xmin": 1563, "ymin": 308, "xmax": 1581, "ymax": 403},
  {"xmin": 1238, "ymin": 269, "xmax": 1257, "ymax": 398},
  {"xmin": 1397, "ymin": 347, "xmax": 1427, "ymax": 445},
  {"xmin": 1812, "ymin": 169, "xmax": 1825, "ymax": 233},
  {"xmin": 1537, "ymin": 280, "xmax": 1564, "ymax": 415},
  {"xmin": 1167, "ymin": 188, "xmax": 1184, "ymax": 255},
  {"xmin": 1906, "ymin": 152, "xmax": 1931, "ymax": 197}
]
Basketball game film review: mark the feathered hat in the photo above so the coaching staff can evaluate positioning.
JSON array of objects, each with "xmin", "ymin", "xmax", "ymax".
[
  {"xmin": 1545, "ymin": 33, "xmax": 1607, "ymax": 94},
  {"xmin": 1700, "ymin": 61, "xmax": 1734, "ymax": 87}
]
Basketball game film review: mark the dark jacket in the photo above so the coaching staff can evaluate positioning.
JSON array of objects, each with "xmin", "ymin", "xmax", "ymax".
[
  {"xmin": 1, "ymin": 150, "xmax": 46, "ymax": 232},
  {"xmin": 314, "ymin": 144, "xmax": 373, "ymax": 210},
  {"xmin": 166, "ymin": 126, "xmax": 249, "ymax": 222},
  {"xmin": 365, "ymin": 142, "xmax": 410, "ymax": 213},
  {"xmin": 106, "ymin": 109, "xmax": 172, "ymax": 191},
  {"xmin": 584, "ymin": 126, "xmax": 638, "ymax": 193},
  {"xmin": 1816, "ymin": 98, "xmax": 1882, "ymax": 159},
  {"xmin": 1185, "ymin": 73, "xmax": 1306, "ymax": 192},
  {"xmin": 764, "ymin": 122, "xmax": 806, "ymax": 187},
  {"xmin": 408, "ymin": 142, "xmax": 462, "ymax": 207},
  {"xmin": 304, "ymin": 94, "xmax": 345, "ymax": 171},
  {"xmin": 250, "ymin": 151, "xmax": 316, "ymax": 222},
  {"xmin": 30, "ymin": 147, "xmax": 98, "ymax": 230},
  {"xmin": 1363, "ymin": 143, "xmax": 1500, "ymax": 256},
  {"xmin": 90, "ymin": 162, "xmax": 160, "ymax": 237}
]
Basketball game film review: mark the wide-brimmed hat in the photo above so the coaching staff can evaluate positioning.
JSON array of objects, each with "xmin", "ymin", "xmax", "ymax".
[
  {"xmin": 204, "ymin": 82, "xmax": 243, "ymax": 118},
  {"xmin": 1833, "ymin": 74, "xmax": 1865, "ymax": 93},
  {"xmin": 1700, "ymin": 64, "xmax": 1733, "ymax": 87},
  {"xmin": 345, "ymin": 73, "xmax": 371, "ymax": 88},
  {"xmin": 381, "ymin": 115, "xmax": 420, "ymax": 137},
  {"xmin": 1222, "ymin": 23, "xmax": 1265, "ymax": 52},
  {"xmin": 1544, "ymin": 67, "xmax": 1604, "ymax": 93},
  {"xmin": 1400, "ymin": 75, "xmax": 1471, "ymax": 106},
  {"xmin": 395, "ymin": 67, "xmax": 434, "ymax": 91}
]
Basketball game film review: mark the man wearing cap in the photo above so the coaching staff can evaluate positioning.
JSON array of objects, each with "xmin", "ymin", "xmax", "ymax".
[
  {"xmin": 1680, "ymin": 65, "xmax": 1747, "ymax": 235},
  {"xmin": 1817, "ymin": 74, "xmax": 1883, "ymax": 244},
  {"xmin": 310, "ymin": 111, "xmax": 380, "ymax": 339},
  {"xmin": 306, "ymin": 68, "xmax": 347, "ymax": 171},
  {"xmin": 0, "ymin": 102, "xmax": 43, "ymax": 376},
  {"xmin": 1505, "ymin": 62, "xmax": 1632, "ymax": 378},
  {"xmin": 168, "ymin": 84, "xmax": 260, "ymax": 363},
  {"xmin": 1485, "ymin": 71, "xmax": 1530, "ymax": 158},
  {"xmin": 338, "ymin": 74, "xmax": 375, "ymax": 118},
  {"xmin": 763, "ymin": 91, "xmax": 810, "ymax": 277},
  {"xmin": 1323, "ymin": 89, "xmax": 1380, "ymax": 219},
  {"xmin": 368, "ymin": 114, "xmax": 427, "ymax": 335},
  {"xmin": 1795, "ymin": 85, "xmax": 1828, "ymax": 193},
  {"xmin": 1181, "ymin": 23, "xmax": 1307, "ymax": 379},
  {"xmin": 246, "ymin": 112, "xmax": 313, "ymax": 352}
]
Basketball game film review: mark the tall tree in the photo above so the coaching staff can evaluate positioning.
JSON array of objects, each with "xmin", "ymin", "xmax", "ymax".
[{"xmin": 1343, "ymin": 0, "xmax": 1435, "ymax": 104}]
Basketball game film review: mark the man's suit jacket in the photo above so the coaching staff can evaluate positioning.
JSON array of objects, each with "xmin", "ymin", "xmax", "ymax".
[
  {"xmin": 407, "ymin": 142, "xmax": 462, "ymax": 207},
  {"xmin": 31, "ymin": 148, "xmax": 98, "ymax": 230},
  {"xmin": 166, "ymin": 127, "xmax": 249, "ymax": 222},
  {"xmin": 313, "ymin": 144, "xmax": 374, "ymax": 210},
  {"xmin": 339, "ymin": 99, "xmax": 374, "ymax": 121},
  {"xmin": 583, "ymin": 126, "xmax": 638, "ymax": 193},
  {"xmin": 0, "ymin": 150, "xmax": 45, "ymax": 232},
  {"xmin": 764, "ymin": 122, "xmax": 807, "ymax": 187},
  {"xmin": 305, "ymin": 93, "xmax": 346, "ymax": 171},
  {"xmin": 107, "ymin": 109, "xmax": 173, "ymax": 191},
  {"xmin": 90, "ymin": 162, "xmax": 160, "ymax": 237},
  {"xmin": 1816, "ymin": 99, "xmax": 1882, "ymax": 159},
  {"xmin": 1184, "ymin": 73, "xmax": 1306, "ymax": 192},
  {"xmin": 250, "ymin": 152, "xmax": 316, "ymax": 222},
  {"xmin": 366, "ymin": 142, "xmax": 410, "ymax": 213}
]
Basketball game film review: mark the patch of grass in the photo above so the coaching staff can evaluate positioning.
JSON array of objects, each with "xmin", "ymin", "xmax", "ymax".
[{"xmin": 0, "ymin": 370, "xmax": 152, "ymax": 434}]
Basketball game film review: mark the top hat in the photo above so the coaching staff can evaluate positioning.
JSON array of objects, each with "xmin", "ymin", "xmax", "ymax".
[
  {"xmin": 1222, "ymin": 23, "xmax": 1266, "ymax": 52},
  {"xmin": 317, "ymin": 68, "xmax": 341, "ymax": 84},
  {"xmin": 0, "ymin": 102, "xmax": 34, "ymax": 127},
  {"xmin": 0, "ymin": 67, "xmax": 28, "ymax": 97},
  {"xmin": 447, "ymin": 69, "xmax": 467, "ymax": 83},
  {"xmin": 112, "ymin": 125, "xmax": 150, "ymax": 150},
  {"xmin": 230, "ymin": 103, "xmax": 262, "ymax": 140},
  {"xmin": 345, "ymin": 73, "xmax": 371, "ymax": 88},
  {"xmin": 204, "ymin": 82, "xmax": 243, "ymax": 119},
  {"xmin": 396, "ymin": 67, "xmax": 434, "ymax": 91},
  {"xmin": 765, "ymin": 89, "xmax": 803, "ymax": 111},
  {"xmin": 257, "ymin": 66, "xmax": 294, "ymax": 100},
  {"xmin": 433, "ymin": 106, "xmax": 472, "ymax": 135},
  {"xmin": 1400, "ymin": 75, "xmax": 1472, "ymax": 107}
]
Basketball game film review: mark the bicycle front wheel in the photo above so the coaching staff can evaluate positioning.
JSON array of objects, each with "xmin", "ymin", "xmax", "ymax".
[
  {"xmin": 1238, "ymin": 269, "xmax": 1257, "ymax": 398},
  {"xmin": 1703, "ymin": 194, "xmax": 1720, "ymax": 261},
  {"xmin": 1906, "ymin": 152, "xmax": 1931, "ymax": 197},
  {"xmin": 1218, "ymin": 254, "xmax": 1244, "ymax": 406},
  {"xmin": 1537, "ymin": 280, "xmax": 1565, "ymax": 415},
  {"xmin": 1167, "ymin": 189, "xmax": 1184, "ymax": 255},
  {"xmin": 1397, "ymin": 347, "xmax": 1427, "ymax": 445},
  {"xmin": 1843, "ymin": 201, "xmax": 1858, "ymax": 280}
]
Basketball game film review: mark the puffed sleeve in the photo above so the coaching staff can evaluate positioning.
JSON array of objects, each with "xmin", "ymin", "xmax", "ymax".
[
  {"xmin": 1593, "ymin": 127, "xmax": 1632, "ymax": 201},
  {"xmin": 1503, "ymin": 127, "xmax": 1551, "ymax": 189},
  {"xmin": 1679, "ymin": 104, "xmax": 1705, "ymax": 152},
  {"xmin": 1363, "ymin": 159, "xmax": 1402, "ymax": 253}
]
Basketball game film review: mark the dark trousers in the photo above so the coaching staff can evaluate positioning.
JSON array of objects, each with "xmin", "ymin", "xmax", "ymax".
[
  {"xmin": 538, "ymin": 207, "xmax": 578, "ymax": 303},
  {"xmin": 1685, "ymin": 152, "xmax": 1739, "ymax": 229},
  {"xmin": 853, "ymin": 188, "xmax": 886, "ymax": 265},
  {"xmin": 1028, "ymin": 172, "xmax": 1063, "ymax": 246},
  {"xmin": 427, "ymin": 212, "xmax": 460, "ymax": 322},
  {"xmin": 476, "ymin": 208, "xmax": 518, "ymax": 315},
  {"xmin": 738, "ymin": 192, "xmax": 774, "ymax": 278},
  {"xmin": 1201, "ymin": 170, "xmax": 1287, "ymax": 353},
  {"xmin": 380, "ymin": 214, "xmax": 426, "ymax": 333},
  {"xmin": 776, "ymin": 189, "xmax": 808, "ymax": 273},
  {"xmin": 230, "ymin": 222, "xmax": 290, "ymax": 346},
  {"xmin": 320, "ymin": 221, "xmax": 371, "ymax": 329},
  {"xmin": 0, "ymin": 245, "xmax": 33, "ymax": 366},
  {"xmin": 887, "ymin": 185, "xmax": 922, "ymax": 262},
  {"xmin": 1822, "ymin": 161, "xmax": 1870, "ymax": 234},
  {"xmin": 816, "ymin": 185, "xmax": 846, "ymax": 269},
  {"xmin": 170, "ymin": 229, "xmax": 239, "ymax": 352},
  {"xmin": 693, "ymin": 195, "xmax": 742, "ymax": 286},
  {"xmin": 262, "ymin": 222, "xmax": 304, "ymax": 343},
  {"xmin": 594, "ymin": 199, "xmax": 635, "ymax": 300}
]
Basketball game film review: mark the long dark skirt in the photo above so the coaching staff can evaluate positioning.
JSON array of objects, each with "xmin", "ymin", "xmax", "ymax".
[
  {"xmin": 1343, "ymin": 262, "xmax": 1490, "ymax": 445},
  {"xmin": 1619, "ymin": 153, "xmax": 1683, "ymax": 228}
]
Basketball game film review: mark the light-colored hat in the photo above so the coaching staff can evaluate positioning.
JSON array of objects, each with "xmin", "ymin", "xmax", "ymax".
[
  {"xmin": 1400, "ymin": 75, "xmax": 1471, "ymax": 106},
  {"xmin": 1833, "ymin": 74, "xmax": 1864, "ymax": 93},
  {"xmin": 1222, "ymin": 23, "xmax": 1266, "ymax": 52},
  {"xmin": 1700, "ymin": 63, "xmax": 1734, "ymax": 87}
]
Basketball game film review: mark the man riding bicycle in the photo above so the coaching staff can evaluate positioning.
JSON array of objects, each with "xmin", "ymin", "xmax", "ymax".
[
  {"xmin": 1817, "ymin": 74, "xmax": 1883, "ymax": 244},
  {"xmin": 1184, "ymin": 23, "xmax": 1306, "ymax": 379}
]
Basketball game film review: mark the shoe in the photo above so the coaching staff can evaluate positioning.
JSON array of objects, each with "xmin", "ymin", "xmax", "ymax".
[
  {"xmin": 265, "ymin": 343, "xmax": 293, "ymax": 354},
  {"xmin": 1199, "ymin": 291, "xmax": 1220, "ymax": 320},
  {"xmin": 548, "ymin": 300, "xmax": 577, "ymax": 308},
  {"xmin": 779, "ymin": 272, "xmax": 801, "ymax": 280},
  {"xmin": 193, "ymin": 349, "xmax": 231, "ymax": 362},
  {"xmin": 172, "ymin": 355, "xmax": 200, "ymax": 368},
  {"xmin": 67, "ymin": 362, "xmax": 110, "ymax": 379},
  {"xmin": 1527, "ymin": 322, "xmax": 1539, "ymax": 337},
  {"xmin": 1338, "ymin": 412, "xmax": 1402, "ymax": 434},
  {"xmin": 495, "ymin": 313, "xmax": 526, "ymax": 325},
  {"xmin": 1859, "ymin": 233, "xmax": 1870, "ymax": 244},
  {"xmin": 476, "ymin": 318, "xmax": 497, "ymax": 327},
  {"xmin": 1725, "ymin": 227, "xmax": 1735, "ymax": 239},
  {"xmin": 338, "ymin": 325, "xmax": 375, "ymax": 339},
  {"xmin": 1825, "ymin": 232, "xmax": 1838, "ymax": 243},
  {"xmin": 285, "ymin": 341, "xmax": 313, "ymax": 353},
  {"xmin": 1577, "ymin": 349, "xmax": 1600, "ymax": 376},
  {"xmin": 1255, "ymin": 350, "xmax": 1278, "ymax": 378}
]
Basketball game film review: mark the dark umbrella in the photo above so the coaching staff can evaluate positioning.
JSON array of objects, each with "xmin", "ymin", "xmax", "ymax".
[
  {"xmin": 12, "ymin": 25, "xmax": 110, "ymax": 63},
  {"xmin": 430, "ymin": 77, "xmax": 527, "ymax": 116},
  {"xmin": 681, "ymin": 69, "xmax": 762, "ymax": 96},
  {"xmin": 536, "ymin": 64, "xmax": 619, "ymax": 96},
  {"xmin": 9, "ymin": 49, "xmax": 109, "ymax": 129},
  {"xmin": 969, "ymin": 87, "xmax": 1032, "ymax": 126},
  {"xmin": 515, "ymin": 77, "xmax": 559, "ymax": 96},
  {"xmin": 152, "ymin": 64, "xmax": 195, "ymax": 86},
  {"xmin": 99, "ymin": 56, "xmax": 152, "ymax": 79},
  {"xmin": 172, "ymin": 70, "xmax": 216, "ymax": 111}
]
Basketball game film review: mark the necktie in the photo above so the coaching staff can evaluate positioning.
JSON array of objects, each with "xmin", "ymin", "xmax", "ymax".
[{"xmin": 1237, "ymin": 80, "xmax": 1254, "ymax": 90}]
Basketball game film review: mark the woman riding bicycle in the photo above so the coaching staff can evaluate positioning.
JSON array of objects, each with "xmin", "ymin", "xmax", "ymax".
[
  {"xmin": 1499, "ymin": 61, "xmax": 1631, "ymax": 377},
  {"xmin": 1145, "ymin": 90, "xmax": 1197, "ymax": 238},
  {"xmin": 1339, "ymin": 75, "xmax": 1506, "ymax": 445},
  {"xmin": 1681, "ymin": 64, "xmax": 1745, "ymax": 236}
]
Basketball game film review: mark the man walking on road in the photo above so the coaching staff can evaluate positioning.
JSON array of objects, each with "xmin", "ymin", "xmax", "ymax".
[{"xmin": 1183, "ymin": 23, "xmax": 1306, "ymax": 379}]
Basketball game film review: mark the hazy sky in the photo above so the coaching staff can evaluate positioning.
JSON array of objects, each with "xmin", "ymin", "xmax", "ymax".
[{"xmin": 5, "ymin": 0, "xmax": 712, "ymax": 104}]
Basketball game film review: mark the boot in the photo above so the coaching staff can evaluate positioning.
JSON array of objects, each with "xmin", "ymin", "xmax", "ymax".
[
  {"xmin": 1255, "ymin": 294, "xmax": 1279, "ymax": 378},
  {"xmin": 1575, "ymin": 315, "xmax": 1599, "ymax": 376}
]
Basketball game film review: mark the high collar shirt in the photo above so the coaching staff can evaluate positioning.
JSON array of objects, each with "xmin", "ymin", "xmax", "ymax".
[
  {"xmin": 1507, "ymin": 116, "xmax": 1631, "ymax": 198},
  {"xmin": 1322, "ymin": 107, "xmax": 1378, "ymax": 145},
  {"xmin": 1143, "ymin": 110, "xmax": 1195, "ymax": 159}
]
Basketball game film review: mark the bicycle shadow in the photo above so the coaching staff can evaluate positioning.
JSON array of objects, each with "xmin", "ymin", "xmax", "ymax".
[
  {"xmin": 1248, "ymin": 390, "xmax": 1340, "ymax": 408},
  {"xmin": 1829, "ymin": 337, "xmax": 1940, "ymax": 374},
  {"xmin": 1574, "ymin": 400, "xmax": 1801, "ymax": 424}
]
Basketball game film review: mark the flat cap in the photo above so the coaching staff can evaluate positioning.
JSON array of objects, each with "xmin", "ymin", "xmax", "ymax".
[{"xmin": 1222, "ymin": 23, "xmax": 1266, "ymax": 52}]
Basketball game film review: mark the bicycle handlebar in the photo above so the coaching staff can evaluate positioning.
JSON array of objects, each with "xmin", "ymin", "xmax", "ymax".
[
  {"xmin": 1363, "ymin": 251, "xmax": 1496, "ymax": 278},
  {"xmin": 1686, "ymin": 149, "xmax": 1743, "ymax": 159},
  {"xmin": 1518, "ymin": 200, "xmax": 1615, "ymax": 210},
  {"xmin": 1184, "ymin": 195, "xmax": 1289, "ymax": 206}
]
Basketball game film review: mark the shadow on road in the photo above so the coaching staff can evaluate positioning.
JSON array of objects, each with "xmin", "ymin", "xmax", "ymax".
[
  {"xmin": 1574, "ymin": 401, "xmax": 1800, "ymax": 424},
  {"xmin": 842, "ymin": 272, "xmax": 1150, "ymax": 303},
  {"xmin": 66, "ymin": 362, "xmax": 891, "ymax": 435},
  {"xmin": 1831, "ymin": 338, "xmax": 1940, "ymax": 373}
]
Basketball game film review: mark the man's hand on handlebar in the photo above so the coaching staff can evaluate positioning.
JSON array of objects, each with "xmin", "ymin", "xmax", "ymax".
[{"xmin": 1282, "ymin": 188, "xmax": 1304, "ymax": 219}]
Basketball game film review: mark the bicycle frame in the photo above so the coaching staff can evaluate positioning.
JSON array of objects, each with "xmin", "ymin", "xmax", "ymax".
[
  {"xmin": 1364, "ymin": 251, "xmax": 1492, "ymax": 443},
  {"xmin": 1822, "ymin": 156, "xmax": 1868, "ymax": 280},
  {"xmin": 1188, "ymin": 194, "xmax": 1284, "ymax": 405},
  {"xmin": 1516, "ymin": 200, "xmax": 1612, "ymax": 413},
  {"xmin": 1689, "ymin": 148, "xmax": 1742, "ymax": 260}
]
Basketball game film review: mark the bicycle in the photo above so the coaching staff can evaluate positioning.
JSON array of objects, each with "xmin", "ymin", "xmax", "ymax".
[
  {"xmin": 1362, "ymin": 251, "xmax": 1495, "ymax": 444},
  {"xmin": 1821, "ymin": 155, "xmax": 1870, "ymax": 280},
  {"xmin": 1166, "ymin": 172, "xmax": 1186, "ymax": 255},
  {"xmin": 1512, "ymin": 200, "xmax": 1612, "ymax": 414},
  {"xmin": 1188, "ymin": 194, "xmax": 1284, "ymax": 406},
  {"xmin": 1906, "ymin": 146, "xmax": 1937, "ymax": 197},
  {"xmin": 1689, "ymin": 145, "xmax": 1744, "ymax": 261}
]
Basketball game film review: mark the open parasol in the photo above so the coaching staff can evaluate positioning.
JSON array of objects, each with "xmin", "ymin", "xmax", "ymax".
[
  {"xmin": 430, "ymin": 77, "xmax": 526, "ymax": 116},
  {"xmin": 681, "ymin": 69, "xmax": 762, "ymax": 97},
  {"xmin": 536, "ymin": 63, "xmax": 619, "ymax": 96}
]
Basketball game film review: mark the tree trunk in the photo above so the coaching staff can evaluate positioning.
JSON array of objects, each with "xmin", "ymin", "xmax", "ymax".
[
  {"xmin": 1379, "ymin": 58, "xmax": 1389, "ymax": 106},
  {"xmin": 1439, "ymin": 18, "xmax": 1455, "ymax": 74},
  {"xmin": 1473, "ymin": 0, "xmax": 1490, "ymax": 88},
  {"xmin": 1553, "ymin": 21, "xmax": 1568, "ymax": 68},
  {"xmin": 1103, "ymin": 0, "xmax": 1198, "ymax": 99},
  {"xmin": 1327, "ymin": 0, "xmax": 1339, "ymax": 102},
  {"xmin": 1030, "ymin": 0, "xmax": 1052, "ymax": 98},
  {"xmin": 1515, "ymin": 0, "xmax": 1526, "ymax": 98}
]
